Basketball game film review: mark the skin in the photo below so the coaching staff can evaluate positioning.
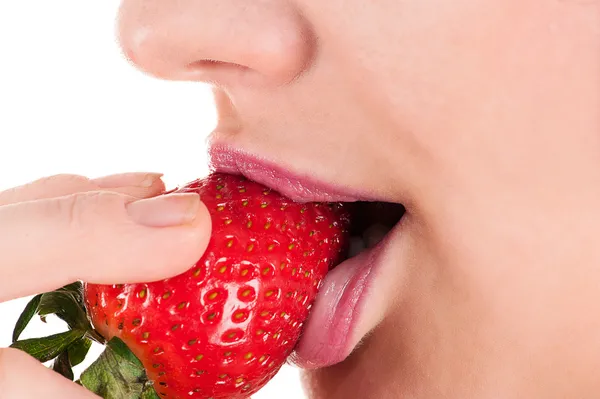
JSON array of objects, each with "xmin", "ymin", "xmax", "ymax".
[
  {"xmin": 1, "ymin": 0, "xmax": 598, "ymax": 398},
  {"xmin": 117, "ymin": 0, "xmax": 600, "ymax": 397}
]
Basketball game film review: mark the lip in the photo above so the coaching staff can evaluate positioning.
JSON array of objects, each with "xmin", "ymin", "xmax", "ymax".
[
  {"xmin": 208, "ymin": 140, "xmax": 402, "ymax": 369},
  {"xmin": 208, "ymin": 143, "xmax": 375, "ymax": 203}
]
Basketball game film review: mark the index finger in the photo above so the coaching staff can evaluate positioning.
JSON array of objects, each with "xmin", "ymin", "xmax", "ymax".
[
  {"xmin": 0, "ymin": 172, "xmax": 165, "ymax": 206},
  {"xmin": 0, "ymin": 190, "xmax": 211, "ymax": 303}
]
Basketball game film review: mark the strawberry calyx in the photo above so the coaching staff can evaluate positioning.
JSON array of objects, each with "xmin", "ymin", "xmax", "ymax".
[
  {"xmin": 10, "ymin": 281, "xmax": 159, "ymax": 399},
  {"xmin": 79, "ymin": 336, "xmax": 160, "ymax": 399}
]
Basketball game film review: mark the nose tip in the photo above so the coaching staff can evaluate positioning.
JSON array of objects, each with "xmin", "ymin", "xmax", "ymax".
[{"xmin": 118, "ymin": 0, "xmax": 314, "ymax": 86}]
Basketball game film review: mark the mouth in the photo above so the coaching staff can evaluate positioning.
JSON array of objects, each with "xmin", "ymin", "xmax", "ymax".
[{"xmin": 209, "ymin": 144, "xmax": 406, "ymax": 369}]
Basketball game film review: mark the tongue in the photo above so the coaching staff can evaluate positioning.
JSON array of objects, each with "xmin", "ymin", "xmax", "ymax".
[
  {"xmin": 292, "ymin": 205, "xmax": 403, "ymax": 368},
  {"xmin": 290, "ymin": 245, "xmax": 376, "ymax": 369},
  {"xmin": 291, "ymin": 204, "xmax": 403, "ymax": 368}
]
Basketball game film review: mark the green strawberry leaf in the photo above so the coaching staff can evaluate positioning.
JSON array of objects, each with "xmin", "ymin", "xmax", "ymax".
[
  {"xmin": 12, "ymin": 282, "xmax": 96, "ymax": 345},
  {"xmin": 59, "ymin": 281, "xmax": 85, "ymax": 303},
  {"xmin": 80, "ymin": 337, "xmax": 157, "ymax": 399},
  {"xmin": 38, "ymin": 286, "xmax": 90, "ymax": 332},
  {"xmin": 12, "ymin": 294, "xmax": 42, "ymax": 342},
  {"xmin": 68, "ymin": 337, "xmax": 93, "ymax": 367},
  {"xmin": 10, "ymin": 329, "xmax": 85, "ymax": 363},
  {"xmin": 52, "ymin": 350, "xmax": 75, "ymax": 381}
]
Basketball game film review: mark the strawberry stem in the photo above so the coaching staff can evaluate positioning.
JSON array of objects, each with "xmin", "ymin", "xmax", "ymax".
[{"xmin": 86, "ymin": 329, "xmax": 108, "ymax": 345}]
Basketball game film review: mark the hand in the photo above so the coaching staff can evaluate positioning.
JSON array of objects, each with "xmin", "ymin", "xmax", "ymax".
[{"xmin": 0, "ymin": 173, "xmax": 211, "ymax": 398}]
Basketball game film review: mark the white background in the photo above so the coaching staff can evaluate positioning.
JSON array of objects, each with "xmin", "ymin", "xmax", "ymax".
[{"xmin": 0, "ymin": 1, "xmax": 305, "ymax": 398}]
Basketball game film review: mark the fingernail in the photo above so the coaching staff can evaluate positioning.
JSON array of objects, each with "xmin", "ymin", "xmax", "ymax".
[
  {"xmin": 92, "ymin": 172, "xmax": 164, "ymax": 188},
  {"xmin": 127, "ymin": 193, "xmax": 200, "ymax": 227}
]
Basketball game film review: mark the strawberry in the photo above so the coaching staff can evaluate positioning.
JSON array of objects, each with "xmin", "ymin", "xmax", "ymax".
[{"xmin": 10, "ymin": 173, "xmax": 350, "ymax": 399}]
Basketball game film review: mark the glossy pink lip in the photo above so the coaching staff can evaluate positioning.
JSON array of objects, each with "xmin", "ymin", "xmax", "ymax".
[{"xmin": 208, "ymin": 144, "xmax": 373, "ymax": 203}]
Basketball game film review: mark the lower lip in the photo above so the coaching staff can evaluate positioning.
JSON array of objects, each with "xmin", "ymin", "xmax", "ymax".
[{"xmin": 290, "ymin": 225, "xmax": 399, "ymax": 369}]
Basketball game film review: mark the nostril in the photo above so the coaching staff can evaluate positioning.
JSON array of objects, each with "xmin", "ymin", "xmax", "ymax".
[
  {"xmin": 187, "ymin": 59, "xmax": 250, "ymax": 72},
  {"xmin": 186, "ymin": 60, "xmax": 262, "ymax": 87}
]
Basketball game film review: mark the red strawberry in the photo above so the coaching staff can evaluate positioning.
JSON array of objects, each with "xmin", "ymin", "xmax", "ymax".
[{"xmin": 84, "ymin": 173, "xmax": 350, "ymax": 399}]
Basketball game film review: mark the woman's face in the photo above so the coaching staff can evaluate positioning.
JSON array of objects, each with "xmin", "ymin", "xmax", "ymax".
[{"xmin": 118, "ymin": 1, "xmax": 600, "ymax": 398}]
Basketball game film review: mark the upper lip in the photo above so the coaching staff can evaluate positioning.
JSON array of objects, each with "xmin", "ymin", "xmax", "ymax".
[{"xmin": 208, "ymin": 143, "xmax": 375, "ymax": 203}]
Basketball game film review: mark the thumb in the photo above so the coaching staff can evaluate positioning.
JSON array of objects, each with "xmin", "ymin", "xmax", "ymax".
[
  {"xmin": 0, "ymin": 348, "xmax": 100, "ymax": 398},
  {"xmin": 0, "ymin": 191, "xmax": 211, "ymax": 302}
]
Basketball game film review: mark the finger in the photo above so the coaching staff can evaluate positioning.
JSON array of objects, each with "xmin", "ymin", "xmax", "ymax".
[
  {"xmin": 0, "ymin": 191, "xmax": 211, "ymax": 302},
  {"xmin": 0, "ymin": 348, "xmax": 99, "ymax": 398},
  {"xmin": 0, "ymin": 172, "xmax": 165, "ymax": 206}
]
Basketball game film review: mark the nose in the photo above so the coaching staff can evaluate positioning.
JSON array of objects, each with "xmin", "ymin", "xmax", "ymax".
[{"xmin": 118, "ymin": 0, "xmax": 314, "ymax": 86}]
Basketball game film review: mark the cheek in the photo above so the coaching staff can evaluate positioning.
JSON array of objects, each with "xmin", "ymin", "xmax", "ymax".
[
  {"xmin": 300, "ymin": 0, "xmax": 563, "ymax": 168},
  {"xmin": 294, "ymin": 1, "xmax": 511, "ymax": 190}
]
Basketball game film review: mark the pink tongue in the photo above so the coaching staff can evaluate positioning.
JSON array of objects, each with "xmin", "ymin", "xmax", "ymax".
[{"xmin": 290, "ymin": 247, "xmax": 376, "ymax": 369}]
